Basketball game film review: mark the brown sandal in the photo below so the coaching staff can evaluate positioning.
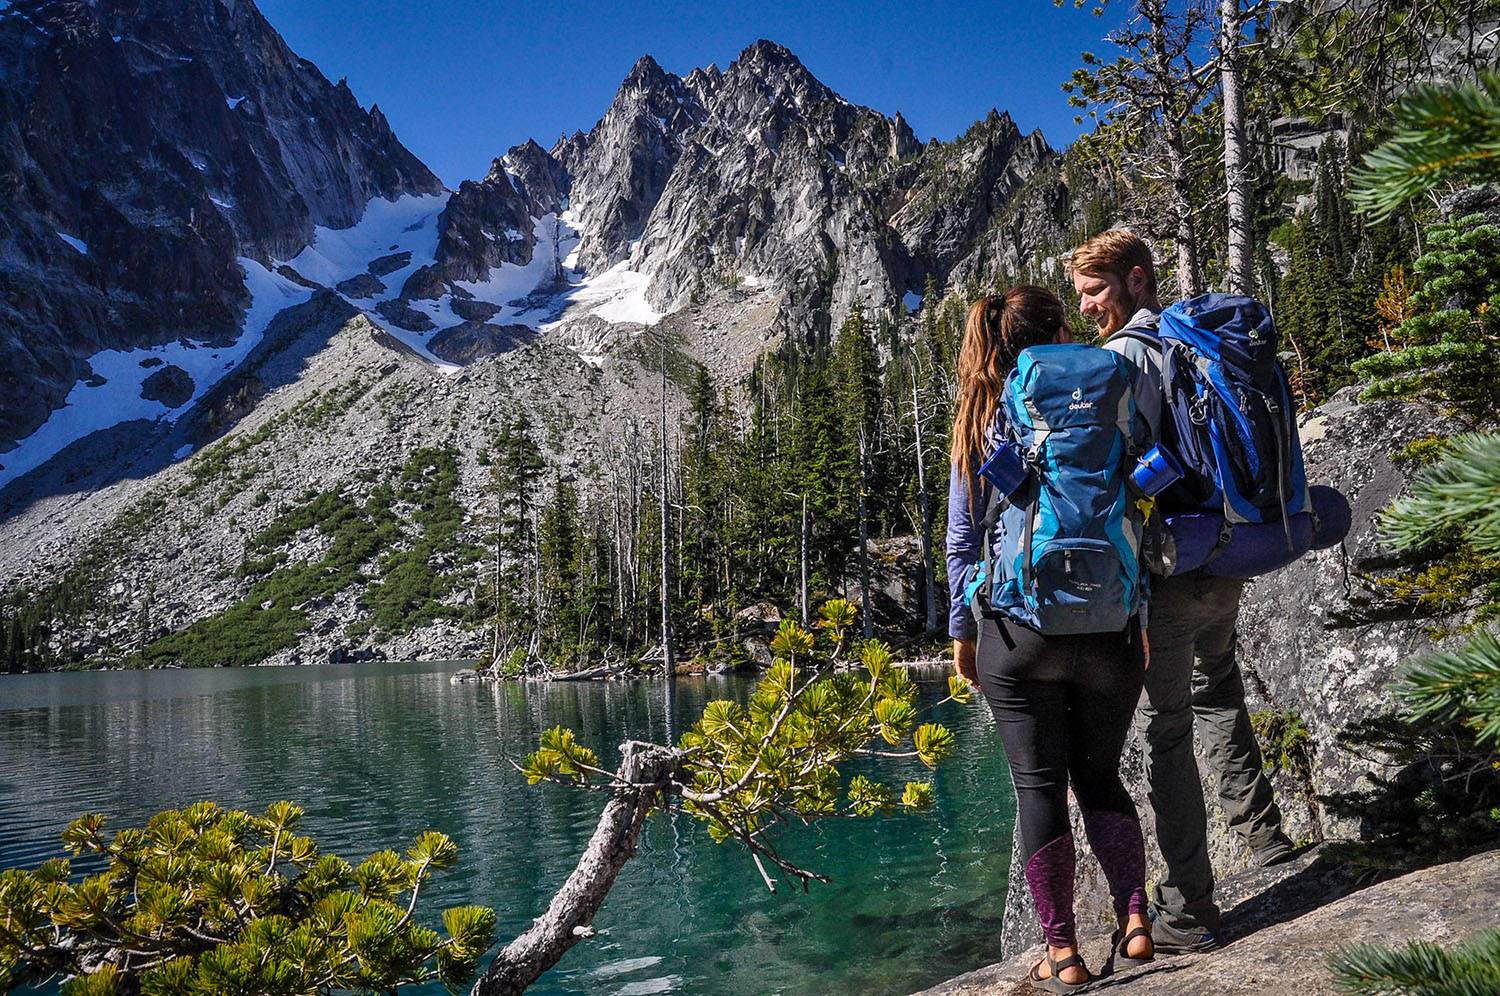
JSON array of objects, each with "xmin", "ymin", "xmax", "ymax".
[
  {"xmin": 1028, "ymin": 949, "xmax": 1092, "ymax": 992},
  {"xmin": 1112, "ymin": 925, "xmax": 1155, "ymax": 968}
]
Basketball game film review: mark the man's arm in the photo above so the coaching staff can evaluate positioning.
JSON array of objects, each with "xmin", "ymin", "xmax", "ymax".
[{"xmin": 1104, "ymin": 334, "xmax": 1163, "ymax": 444}]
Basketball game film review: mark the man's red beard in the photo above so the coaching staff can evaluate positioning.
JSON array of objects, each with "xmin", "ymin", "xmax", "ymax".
[{"xmin": 1095, "ymin": 289, "xmax": 1140, "ymax": 337}]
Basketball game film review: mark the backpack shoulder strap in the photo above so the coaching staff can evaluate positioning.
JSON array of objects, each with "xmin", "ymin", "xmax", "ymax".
[{"xmin": 1111, "ymin": 327, "xmax": 1161, "ymax": 350}]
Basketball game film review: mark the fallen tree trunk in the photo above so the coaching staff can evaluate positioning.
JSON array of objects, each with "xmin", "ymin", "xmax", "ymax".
[
  {"xmin": 542, "ymin": 664, "xmax": 616, "ymax": 682},
  {"xmin": 470, "ymin": 741, "xmax": 685, "ymax": 996}
]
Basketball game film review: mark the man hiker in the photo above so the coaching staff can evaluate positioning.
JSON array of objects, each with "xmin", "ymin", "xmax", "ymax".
[{"xmin": 1069, "ymin": 230, "xmax": 1297, "ymax": 953}]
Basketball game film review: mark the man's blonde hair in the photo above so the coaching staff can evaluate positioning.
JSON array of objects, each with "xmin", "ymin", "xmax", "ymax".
[{"xmin": 1069, "ymin": 230, "xmax": 1158, "ymax": 300}]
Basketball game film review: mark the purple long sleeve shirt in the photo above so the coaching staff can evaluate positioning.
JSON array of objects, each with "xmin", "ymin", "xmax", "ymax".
[{"xmin": 945, "ymin": 465, "xmax": 990, "ymax": 642}]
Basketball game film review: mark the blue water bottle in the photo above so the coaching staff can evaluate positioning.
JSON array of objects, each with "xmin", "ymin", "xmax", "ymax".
[
  {"xmin": 1131, "ymin": 444, "xmax": 1184, "ymax": 497},
  {"xmin": 978, "ymin": 441, "xmax": 1032, "ymax": 500}
]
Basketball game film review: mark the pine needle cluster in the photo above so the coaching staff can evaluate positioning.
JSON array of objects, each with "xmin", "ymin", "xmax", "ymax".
[
  {"xmin": 0, "ymin": 802, "xmax": 495, "ymax": 995},
  {"xmin": 1331, "ymin": 929, "xmax": 1500, "ymax": 995},
  {"xmin": 1350, "ymin": 72, "xmax": 1500, "ymax": 222}
]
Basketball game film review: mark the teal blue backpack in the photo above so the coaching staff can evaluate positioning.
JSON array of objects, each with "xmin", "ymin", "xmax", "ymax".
[{"xmin": 968, "ymin": 344, "xmax": 1149, "ymax": 635}]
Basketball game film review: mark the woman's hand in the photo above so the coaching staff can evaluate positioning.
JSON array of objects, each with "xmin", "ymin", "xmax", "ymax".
[{"xmin": 953, "ymin": 639, "xmax": 978, "ymax": 688}]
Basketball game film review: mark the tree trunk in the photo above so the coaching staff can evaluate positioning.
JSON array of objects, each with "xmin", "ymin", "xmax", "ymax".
[
  {"xmin": 856, "ymin": 428, "xmax": 873, "ymax": 639},
  {"xmin": 658, "ymin": 342, "xmax": 675, "ymax": 677},
  {"xmin": 799, "ymin": 494, "xmax": 810, "ymax": 627},
  {"xmin": 1164, "ymin": 131, "xmax": 1203, "ymax": 299},
  {"xmin": 1219, "ymin": 0, "xmax": 1255, "ymax": 295},
  {"xmin": 1146, "ymin": 0, "xmax": 1203, "ymax": 300},
  {"xmin": 470, "ymin": 742, "xmax": 684, "ymax": 996},
  {"xmin": 910, "ymin": 367, "xmax": 938, "ymax": 637}
]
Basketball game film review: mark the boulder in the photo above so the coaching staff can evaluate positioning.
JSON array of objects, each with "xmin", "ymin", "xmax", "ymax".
[
  {"xmin": 427, "ymin": 322, "xmax": 534, "ymax": 364},
  {"xmin": 450, "ymin": 297, "xmax": 503, "ymax": 322},
  {"xmin": 374, "ymin": 299, "xmax": 436, "ymax": 332},
  {"xmin": 140, "ymin": 365, "xmax": 195, "ymax": 408},
  {"xmin": 844, "ymin": 534, "xmax": 930, "ymax": 633},
  {"xmin": 367, "ymin": 251, "xmax": 413, "ymax": 277},
  {"xmin": 733, "ymin": 600, "xmax": 783, "ymax": 635},
  {"xmin": 335, "ymin": 273, "xmax": 386, "ymax": 298},
  {"xmin": 743, "ymin": 638, "xmax": 775, "ymax": 669}
]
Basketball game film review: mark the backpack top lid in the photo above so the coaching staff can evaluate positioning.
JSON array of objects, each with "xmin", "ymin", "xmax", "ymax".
[
  {"xmin": 1159, "ymin": 292, "xmax": 1278, "ymax": 375},
  {"xmin": 1008, "ymin": 343, "xmax": 1137, "ymax": 434}
]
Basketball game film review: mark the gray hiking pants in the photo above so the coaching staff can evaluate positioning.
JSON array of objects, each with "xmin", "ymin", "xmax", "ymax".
[{"xmin": 1137, "ymin": 573, "xmax": 1284, "ymax": 932}]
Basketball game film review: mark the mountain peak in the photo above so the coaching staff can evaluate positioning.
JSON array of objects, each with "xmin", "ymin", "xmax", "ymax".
[
  {"xmin": 736, "ymin": 38, "xmax": 801, "ymax": 69},
  {"xmin": 623, "ymin": 53, "xmax": 670, "ymax": 88}
]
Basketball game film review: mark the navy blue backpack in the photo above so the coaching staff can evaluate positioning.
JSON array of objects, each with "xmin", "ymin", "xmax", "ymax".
[
  {"xmin": 966, "ymin": 343, "xmax": 1149, "ymax": 635},
  {"xmin": 1123, "ymin": 293, "xmax": 1311, "ymax": 556}
]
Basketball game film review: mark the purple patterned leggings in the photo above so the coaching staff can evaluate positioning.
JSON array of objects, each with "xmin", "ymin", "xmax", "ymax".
[{"xmin": 975, "ymin": 614, "xmax": 1149, "ymax": 947}]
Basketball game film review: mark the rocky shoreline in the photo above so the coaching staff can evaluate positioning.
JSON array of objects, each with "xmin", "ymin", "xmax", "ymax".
[{"xmin": 920, "ymin": 847, "xmax": 1500, "ymax": 995}]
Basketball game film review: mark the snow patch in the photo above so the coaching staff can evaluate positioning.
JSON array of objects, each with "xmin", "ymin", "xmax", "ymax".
[
  {"xmin": 286, "ymin": 192, "xmax": 447, "ymax": 302},
  {"xmin": 173, "ymin": 444, "xmax": 194, "ymax": 460},
  {"xmin": 210, "ymin": 196, "xmax": 233, "ymax": 209},
  {"xmin": 0, "ymin": 260, "xmax": 312, "ymax": 489},
  {"xmin": 226, "ymin": 95, "xmax": 246, "ymax": 110},
  {"xmin": 549, "ymin": 260, "xmax": 663, "ymax": 328},
  {"xmin": 56, "ymin": 232, "xmax": 88, "ymax": 255},
  {"xmin": 455, "ymin": 212, "xmax": 664, "ymax": 333},
  {"xmin": 902, "ymin": 290, "xmax": 924, "ymax": 313}
]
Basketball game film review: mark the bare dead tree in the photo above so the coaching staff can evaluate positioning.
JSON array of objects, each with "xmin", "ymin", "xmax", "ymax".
[
  {"xmin": 658, "ymin": 336, "xmax": 676, "ymax": 677},
  {"xmin": 1218, "ymin": 0, "xmax": 1260, "ymax": 294},
  {"xmin": 1064, "ymin": 0, "xmax": 1217, "ymax": 297},
  {"xmin": 855, "ymin": 426, "xmax": 874, "ymax": 639},
  {"xmin": 909, "ymin": 350, "xmax": 939, "ymax": 637}
]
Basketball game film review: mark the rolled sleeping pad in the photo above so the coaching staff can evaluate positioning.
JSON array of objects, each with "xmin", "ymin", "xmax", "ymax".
[
  {"xmin": 1307, "ymin": 484, "xmax": 1352, "ymax": 550},
  {"xmin": 1165, "ymin": 485, "xmax": 1353, "ymax": 578}
]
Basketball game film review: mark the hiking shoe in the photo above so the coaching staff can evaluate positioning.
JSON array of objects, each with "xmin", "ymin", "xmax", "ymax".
[
  {"xmin": 1147, "ymin": 906, "xmax": 1221, "ymax": 954},
  {"xmin": 1253, "ymin": 830, "xmax": 1297, "ymax": 868}
]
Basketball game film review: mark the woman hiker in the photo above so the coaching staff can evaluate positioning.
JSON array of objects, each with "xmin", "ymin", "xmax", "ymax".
[{"xmin": 946, "ymin": 288, "xmax": 1156, "ymax": 991}]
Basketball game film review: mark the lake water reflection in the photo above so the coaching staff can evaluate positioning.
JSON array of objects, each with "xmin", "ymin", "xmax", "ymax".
[{"xmin": 0, "ymin": 662, "xmax": 1016, "ymax": 995}]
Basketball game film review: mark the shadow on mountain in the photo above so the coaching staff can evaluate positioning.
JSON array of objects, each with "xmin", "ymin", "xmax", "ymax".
[{"xmin": 0, "ymin": 292, "xmax": 365, "ymax": 523}]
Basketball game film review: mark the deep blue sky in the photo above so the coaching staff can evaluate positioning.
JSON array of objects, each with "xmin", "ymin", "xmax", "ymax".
[{"xmin": 258, "ymin": 1, "xmax": 1127, "ymax": 187}]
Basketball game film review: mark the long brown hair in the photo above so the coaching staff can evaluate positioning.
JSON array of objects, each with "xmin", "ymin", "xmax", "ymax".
[{"xmin": 949, "ymin": 286, "xmax": 1069, "ymax": 490}]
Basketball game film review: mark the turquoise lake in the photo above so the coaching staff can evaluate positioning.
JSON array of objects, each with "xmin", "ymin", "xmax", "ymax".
[{"xmin": 0, "ymin": 662, "xmax": 1017, "ymax": 995}]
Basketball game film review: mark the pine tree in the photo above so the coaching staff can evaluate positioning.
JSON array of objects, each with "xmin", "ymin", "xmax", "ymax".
[
  {"xmin": 1352, "ymin": 214, "xmax": 1500, "ymax": 417},
  {"xmin": 485, "ymin": 414, "xmax": 544, "ymax": 663},
  {"xmin": 1277, "ymin": 138, "xmax": 1369, "ymax": 401}
]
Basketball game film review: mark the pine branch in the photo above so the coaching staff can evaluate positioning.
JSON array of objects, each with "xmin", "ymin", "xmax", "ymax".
[
  {"xmin": 1330, "ymin": 928, "xmax": 1500, "ymax": 994},
  {"xmin": 1394, "ymin": 630, "xmax": 1500, "ymax": 746},
  {"xmin": 1380, "ymin": 433, "xmax": 1500, "ymax": 557},
  {"xmin": 1351, "ymin": 71, "xmax": 1500, "ymax": 220}
]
